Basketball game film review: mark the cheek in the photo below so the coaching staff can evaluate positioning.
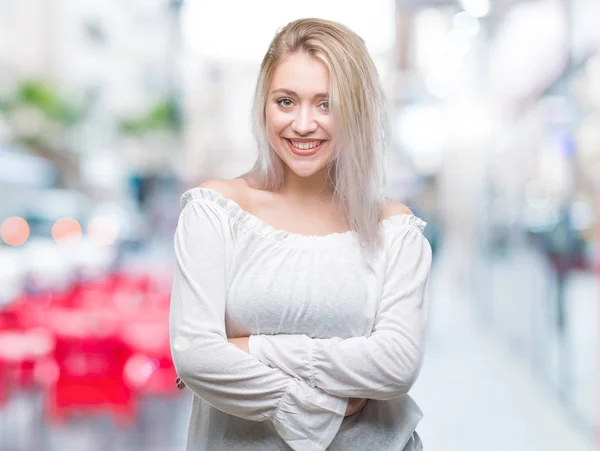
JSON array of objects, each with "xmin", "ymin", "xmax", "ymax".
[
  {"xmin": 265, "ymin": 107, "xmax": 288, "ymax": 135},
  {"xmin": 317, "ymin": 114, "xmax": 333, "ymax": 135}
]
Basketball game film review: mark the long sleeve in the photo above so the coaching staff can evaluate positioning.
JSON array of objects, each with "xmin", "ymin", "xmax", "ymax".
[
  {"xmin": 169, "ymin": 198, "xmax": 348, "ymax": 451},
  {"xmin": 247, "ymin": 223, "xmax": 432, "ymax": 400}
]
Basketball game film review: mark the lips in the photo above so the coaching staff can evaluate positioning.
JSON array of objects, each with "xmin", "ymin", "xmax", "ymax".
[{"xmin": 284, "ymin": 138, "xmax": 326, "ymax": 156}]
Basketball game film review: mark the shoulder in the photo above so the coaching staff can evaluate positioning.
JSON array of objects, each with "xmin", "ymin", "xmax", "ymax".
[
  {"xmin": 381, "ymin": 199, "xmax": 413, "ymax": 220},
  {"xmin": 179, "ymin": 178, "xmax": 247, "ymax": 215},
  {"xmin": 178, "ymin": 178, "xmax": 250, "ymax": 231},
  {"xmin": 190, "ymin": 177, "xmax": 256, "ymax": 207},
  {"xmin": 182, "ymin": 177, "xmax": 260, "ymax": 220},
  {"xmin": 380, "ymin": 199, "xmax": 428, "ymax": 239},
  {"xmin": 196, "ymin": 178, "xmax": 246, "ymax": 203}
]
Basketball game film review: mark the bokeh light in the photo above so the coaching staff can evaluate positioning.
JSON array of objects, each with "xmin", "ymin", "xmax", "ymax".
[
  {"xmin": 52, "ymin": 218, "xmax": 82, "ymax": 244},
  {"xmin": 87, "ymin": 216, "xmax": 119, "ymax": 247},
  {"xmin": 0, "ymin": 216, "xmax": 30, "ymax": 246}
]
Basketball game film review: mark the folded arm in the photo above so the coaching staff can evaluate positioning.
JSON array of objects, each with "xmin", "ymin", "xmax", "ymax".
[
  {"xmin": 170, "ymin": 194, "xmax": 348, "ymax": 451},
  {"xmin": 248, "ymin": 224, "xmax": 432, "ymax": 400}
]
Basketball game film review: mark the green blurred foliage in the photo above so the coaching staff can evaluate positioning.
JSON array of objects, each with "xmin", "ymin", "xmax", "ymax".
[
  {"xmin": 0, "ymin": 80, "xmax": 85, "ymax": 126},
  {"xmin": 119, "ymin": 97, "xmax": 180, "ymax": 135},
  {"xmin": 17, "ymin": 82, "xmax": 81, "ymax": 125}
]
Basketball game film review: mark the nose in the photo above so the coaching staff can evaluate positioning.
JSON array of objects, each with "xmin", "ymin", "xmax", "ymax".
[{"xmin": 291, "ymin": 106, "xmax": 318, "ymax": 135}]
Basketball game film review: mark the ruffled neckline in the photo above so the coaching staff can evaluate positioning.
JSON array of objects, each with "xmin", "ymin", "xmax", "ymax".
[{"xmin": 180, "ymin": 187, "xmax": 427, "ymax": 248}]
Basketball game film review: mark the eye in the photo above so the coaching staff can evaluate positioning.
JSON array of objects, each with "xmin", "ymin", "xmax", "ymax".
[
  {"xmin": 319, "ymin": 101, "xmax": 329, "ymax": 111},
  {"xmin": 276, "ymin": 97, "xmax": 294, "ymax": 108}
]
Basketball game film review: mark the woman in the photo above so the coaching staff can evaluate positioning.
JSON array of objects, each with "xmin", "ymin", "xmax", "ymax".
[{"xmin": 170, "ymin": 18, "xmax": 431, "ymax": 451}]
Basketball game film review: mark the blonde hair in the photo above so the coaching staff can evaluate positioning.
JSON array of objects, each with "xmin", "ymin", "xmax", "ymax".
[{"xmin": 250, "ymin": 18, "xmax": 389, "ymax": 256}]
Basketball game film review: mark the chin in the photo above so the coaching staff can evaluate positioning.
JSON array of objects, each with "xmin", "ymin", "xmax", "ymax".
[
  {"xmin": 278, "ymin": 153, "xmax": 333, "ymax": 179},
  {"xmin": 287, "ymin": 163, "xmax": 327, "ymax": 178}
]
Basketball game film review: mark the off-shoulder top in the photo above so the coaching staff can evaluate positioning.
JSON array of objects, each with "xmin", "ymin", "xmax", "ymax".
[{"xmin": 169, "ymin": 187, "xmax": 432, "ymax": 451}]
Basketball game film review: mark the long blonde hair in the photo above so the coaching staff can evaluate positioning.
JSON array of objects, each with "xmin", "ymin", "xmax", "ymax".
[{"xmin": 250, "ymin": 18, "xmax": 389, "ymax": 256}]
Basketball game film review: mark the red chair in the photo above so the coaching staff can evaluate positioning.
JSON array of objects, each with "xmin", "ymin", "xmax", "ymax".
[
  {"xmin": 107, "ymin": 271, "xmax": 151, "ymax": 295},
  {"xmin": 44, "ymin": 308, "xmax": 135, "ymax": 426},
  {"xmin": 0, "ymin": 327, "xmax": 55, "ymax": 390}
]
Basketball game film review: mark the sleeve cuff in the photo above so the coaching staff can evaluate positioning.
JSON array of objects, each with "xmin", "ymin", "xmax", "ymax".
[{"xmin": 272, "ymin": 379, "xmax": 348, "ymax": 451}]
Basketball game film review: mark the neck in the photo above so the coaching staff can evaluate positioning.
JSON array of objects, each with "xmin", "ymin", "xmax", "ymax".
[{"xmin": 279, "ymin": 166, "xmax": 333, "ymax": 204}]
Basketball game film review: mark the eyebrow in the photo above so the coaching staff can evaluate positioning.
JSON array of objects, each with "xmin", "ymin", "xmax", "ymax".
[{"xmin": 270, "ymin": 88, "xmax": 329, "ymax": 99}]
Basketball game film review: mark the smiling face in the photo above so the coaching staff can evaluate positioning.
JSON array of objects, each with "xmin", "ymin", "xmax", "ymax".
[{"xmin": 265, "ymin": 52, "xmax": 336, "ymax": 179}]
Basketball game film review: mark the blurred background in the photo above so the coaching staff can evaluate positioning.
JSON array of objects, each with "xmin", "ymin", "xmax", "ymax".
[{"xmin": 0, "ymin": 0, "xmax": 598, "ymax": 450}]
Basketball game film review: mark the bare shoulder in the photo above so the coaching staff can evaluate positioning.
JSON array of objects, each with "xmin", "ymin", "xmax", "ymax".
[
  {"xmin": 382, "ymin": 199, "xmax": 413, "ymax": 220},
  {"xmin": 196, "ymin": 178, "xmax": 248, "ymax": 204}
]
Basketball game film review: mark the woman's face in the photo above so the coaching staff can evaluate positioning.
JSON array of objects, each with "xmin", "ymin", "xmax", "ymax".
[{"xmin": 265, "ymin": 52, "xmax": 335, "ymax": 179}]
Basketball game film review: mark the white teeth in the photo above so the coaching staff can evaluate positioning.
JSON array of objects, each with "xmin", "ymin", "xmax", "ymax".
[{"xmin": 289, "ymin": 140, "xmax": 322, "ymax": 150}]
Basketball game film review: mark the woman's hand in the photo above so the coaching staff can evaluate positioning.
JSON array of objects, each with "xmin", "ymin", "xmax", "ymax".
[
  {"xmin": 345, "ymin": 398, "xmax": 368, "ymax": 416},
  {"xmin": 175, "ymin": 337, "xmax": 250, "ymax": 390}
]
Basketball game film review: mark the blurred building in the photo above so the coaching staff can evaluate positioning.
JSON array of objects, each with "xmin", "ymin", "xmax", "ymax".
[
  {"xmin": 387, "ymin": 0, "xmax": 600, "ymax": 437},
  {"xmin": 0, "ymin": 0, "xmax": 183, "ymax": 193}
]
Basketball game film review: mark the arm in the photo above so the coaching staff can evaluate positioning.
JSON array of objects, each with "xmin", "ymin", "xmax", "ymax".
[
  {"xmin": 225, "ymin": 337, "xmax": 370, "ymax": 418},
  {"xmin": 170, "ymin": 195, "xmax": 348, "ymax": 450},
  {"xmin": 247, "ymin": 224, "xmax": 432, "ymax": 400}
]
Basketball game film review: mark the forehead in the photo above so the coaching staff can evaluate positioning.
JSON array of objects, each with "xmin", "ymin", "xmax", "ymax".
[{"xmin": 270, "ymin": 52, "xmax": 329, "ymax": 94}]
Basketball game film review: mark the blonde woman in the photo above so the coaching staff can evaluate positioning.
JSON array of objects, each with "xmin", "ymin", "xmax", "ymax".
[{"xmin": 170, "ymin": 18, "xmax": 431, "ymax": 451}]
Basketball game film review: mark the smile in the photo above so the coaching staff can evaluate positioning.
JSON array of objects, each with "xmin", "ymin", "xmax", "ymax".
[{"xmin": 285, "ymin": 139, "xmax": 325, "ymax": 156}]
